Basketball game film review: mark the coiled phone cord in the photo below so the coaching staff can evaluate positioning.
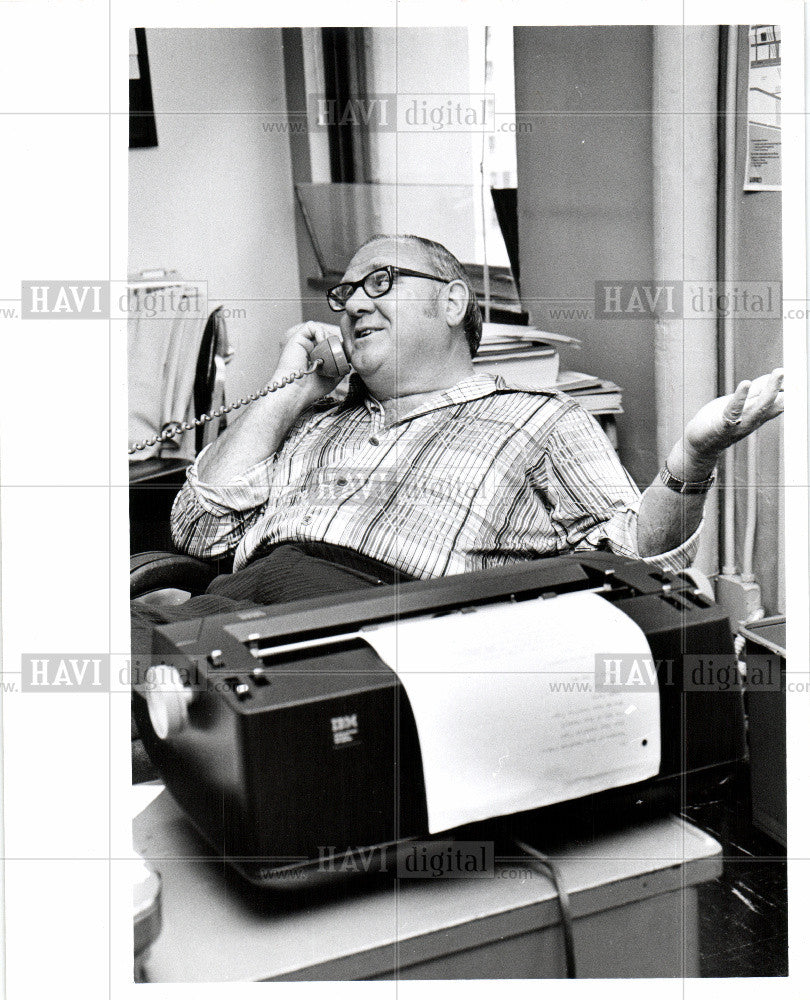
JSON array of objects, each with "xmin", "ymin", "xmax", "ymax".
[{"xmin": 127, "ymin": 358, "xmax": 324, "ymax": 455}]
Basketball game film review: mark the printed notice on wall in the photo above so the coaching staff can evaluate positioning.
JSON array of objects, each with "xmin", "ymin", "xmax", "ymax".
[{"xmin": 745, "ymin": 24, "xmax": 781, "ymax": 191}]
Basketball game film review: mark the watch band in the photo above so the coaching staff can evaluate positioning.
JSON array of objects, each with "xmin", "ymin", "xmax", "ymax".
[{"xmin": 659, "ymin": 461, "xmax": 716, "ymax": 495}]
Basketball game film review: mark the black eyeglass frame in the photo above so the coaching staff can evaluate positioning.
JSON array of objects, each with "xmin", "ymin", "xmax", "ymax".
[{"xmin": 326, "ymin": 265, "xmax": 451, "ymax": 312}]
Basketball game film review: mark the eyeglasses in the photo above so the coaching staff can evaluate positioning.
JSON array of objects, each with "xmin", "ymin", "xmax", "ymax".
[{"xmin": 326, "ymin": 265, "xmax": 451, "ymax": 312}]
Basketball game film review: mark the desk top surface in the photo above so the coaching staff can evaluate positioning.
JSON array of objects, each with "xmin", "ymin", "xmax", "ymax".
[
  {"xmin": 129, "ymin": 457, "xmax": 191, "ymax": 484},
  {"xmin": 134, "ymin": 788, "xmax": 721, "ymax": 983}
]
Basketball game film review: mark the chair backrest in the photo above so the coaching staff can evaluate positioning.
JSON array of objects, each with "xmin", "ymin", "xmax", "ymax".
[{"xmin": 194, "ymin": 305, "xmax": 232, "ymax": 454}]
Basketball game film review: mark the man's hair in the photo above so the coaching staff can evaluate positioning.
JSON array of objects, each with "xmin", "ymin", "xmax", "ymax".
[{"xmin": 359, "ymin": 234, "xmax": 483, "ymax": 357}]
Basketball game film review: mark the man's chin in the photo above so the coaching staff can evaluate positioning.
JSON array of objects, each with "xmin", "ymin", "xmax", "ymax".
[
  {"xmin": 349, "ymin": 358, "xmax": 397, "ymax": 397},
  {"xmin": 347, "ymin": 345, "xmax": 383, "ymax": 375}
]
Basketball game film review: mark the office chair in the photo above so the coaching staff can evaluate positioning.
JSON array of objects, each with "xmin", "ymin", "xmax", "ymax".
[
  {"xmin": 130, "ymin": 550, "xmax": 223, "ymax": 600},
  {"xmin": 130, "ymin": 305, "xmax": 232, "ymax": 558}
]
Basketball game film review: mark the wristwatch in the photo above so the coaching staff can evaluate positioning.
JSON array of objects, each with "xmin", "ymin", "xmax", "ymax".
[{"xmin": 659, "ymin": 461, "xmax": 716, "ymax": 495}]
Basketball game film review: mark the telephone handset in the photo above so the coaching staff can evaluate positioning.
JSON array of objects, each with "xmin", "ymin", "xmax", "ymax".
[
  {"xmin": 128, "ymin": 336, "xmax": 351, "ymax": 455},
  {"xmin": 309, "ymin": 336, "xmax": 351, "ymax": 380}
]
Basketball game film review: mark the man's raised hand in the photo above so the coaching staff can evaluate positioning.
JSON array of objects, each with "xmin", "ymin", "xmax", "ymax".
[
  {"xmin": 684, "ymin": 368, "xmax": 784, "ymax": 463},
  {"xmin": 272, "ymin": 321, "xmax": 346, "ymax": 404}
]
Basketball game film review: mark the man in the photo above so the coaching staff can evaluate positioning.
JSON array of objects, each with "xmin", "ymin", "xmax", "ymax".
[{"xmin": 132, "ymin": 234, "xmax": 783, "ymax": 650}]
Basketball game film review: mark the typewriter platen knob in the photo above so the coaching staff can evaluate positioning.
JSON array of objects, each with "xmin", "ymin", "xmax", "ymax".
[{"xmin": 144, "ymin": 665, "xmax": 195, "ymax": 740}]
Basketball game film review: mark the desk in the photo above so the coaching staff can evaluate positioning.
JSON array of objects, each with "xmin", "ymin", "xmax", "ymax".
[
  {"xmin": 740, "ymin": 616, "xmax": 787, "ymax": 846},
  {"xmin": 134, "ymin": 790, "xmax": 721, "ymax": 981}
]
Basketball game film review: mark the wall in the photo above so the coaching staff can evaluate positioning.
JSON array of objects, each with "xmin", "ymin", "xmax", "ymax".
[
  {"xmin": 128, "ymin": 28, "xmax": 302, "ymax": 401},
  {"xmin": 513, "ymin": 26, "xmax": 658, "ymax": 486}
]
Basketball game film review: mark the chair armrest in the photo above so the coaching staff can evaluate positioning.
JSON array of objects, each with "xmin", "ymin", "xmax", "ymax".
[{"xmin": 130, "ymin": 551, "xmax": 219, "ymax": 600}]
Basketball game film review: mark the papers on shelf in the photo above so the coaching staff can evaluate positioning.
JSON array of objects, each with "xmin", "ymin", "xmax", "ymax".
[{"xmin": 480, "ymin": 321, "xmax": 580, "ymax": 348}]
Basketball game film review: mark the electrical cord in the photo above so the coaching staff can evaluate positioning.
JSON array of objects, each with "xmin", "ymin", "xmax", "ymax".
[{"xmin": 513, "ymin": 838, "xmax": 577, "ymax": 978}]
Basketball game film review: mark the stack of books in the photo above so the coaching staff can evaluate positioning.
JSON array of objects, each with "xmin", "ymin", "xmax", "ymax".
[
  {"xmin": 473, "ymin": 322, "xmax": 579, "ymax": 387},
  {"xmin": 473, "ymin": 324, "xmax": 623, "ymax": 418},
  {"xmin": 552, "ymin": 371, "xmax": 623, "ymax": 416}
]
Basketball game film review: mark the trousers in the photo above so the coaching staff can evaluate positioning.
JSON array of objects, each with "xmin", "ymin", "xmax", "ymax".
[{"xmin": 130, "ymin": 541, "xmax": 416, "ymax": 656}]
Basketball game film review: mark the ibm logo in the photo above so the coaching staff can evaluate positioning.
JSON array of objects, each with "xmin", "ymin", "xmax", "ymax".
[{"xmin": 331, "ymin": 713, "xmax": 359, "ymax": 746}]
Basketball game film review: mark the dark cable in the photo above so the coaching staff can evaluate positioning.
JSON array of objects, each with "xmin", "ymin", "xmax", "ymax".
[{"xmin": 513, "ymin": 838, "xmax": 577, "ymax": 978}]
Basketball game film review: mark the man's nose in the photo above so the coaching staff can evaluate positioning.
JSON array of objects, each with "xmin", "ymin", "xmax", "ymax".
[{"xmin": 344, "ymin": 286, "xmax": 375, "ymax": 317}]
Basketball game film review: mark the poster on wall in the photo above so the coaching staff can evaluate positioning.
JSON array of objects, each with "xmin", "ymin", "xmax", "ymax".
[
  {"xmin": 129, "ymin": 27, "xmax": 158, "ymax": 148},
  {"xmin": 744, "ymin": 24, "xmax": 781, "ymax": 191}
]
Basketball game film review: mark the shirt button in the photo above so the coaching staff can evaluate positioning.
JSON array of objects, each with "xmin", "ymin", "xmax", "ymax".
[
  {"xmin": 301, "ymin": 514, "xmax": 312, "ymax": 525},
  {"xmin": 336, "ymin": 476, "xmax": 348, "ymax": 486},
  {"xmin": 369, "ymin": 436, "xmax": 380, "ymax": 446}
]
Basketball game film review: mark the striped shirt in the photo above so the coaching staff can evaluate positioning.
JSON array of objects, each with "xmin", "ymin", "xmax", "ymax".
[{"xmin": 171, "ymin": 373, "xmax": 699, "ymax": 579}]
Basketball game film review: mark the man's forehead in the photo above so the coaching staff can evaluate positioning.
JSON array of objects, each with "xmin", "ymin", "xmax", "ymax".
[{"xmin": 343, "ymin": 240, "xmax": 428, "ymax": 279}]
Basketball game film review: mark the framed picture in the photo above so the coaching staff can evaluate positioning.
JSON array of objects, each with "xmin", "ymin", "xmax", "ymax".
[{"xmin": 129, "ymin": 27, "xmax": 158, "ymax": 149}]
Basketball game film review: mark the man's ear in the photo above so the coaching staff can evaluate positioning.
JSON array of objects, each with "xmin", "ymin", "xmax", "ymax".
[{"xmin": 443, "ymin": 279, "xmax": 469, "ymax": 328}]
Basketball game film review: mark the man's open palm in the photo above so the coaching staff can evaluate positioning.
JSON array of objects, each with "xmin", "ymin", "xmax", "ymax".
[{"xmin": 684, "ymin": 368, "xmax": 784, "ymax": 459}]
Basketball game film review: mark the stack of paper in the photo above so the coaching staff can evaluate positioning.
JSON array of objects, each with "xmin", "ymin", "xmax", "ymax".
[
  {"xmin": 553, "ymin": 370, "xmax": 623, "ymax": 415},
  {"xmin": 474, "ymin": 323, "xmax": 580, "ymax": 387}
]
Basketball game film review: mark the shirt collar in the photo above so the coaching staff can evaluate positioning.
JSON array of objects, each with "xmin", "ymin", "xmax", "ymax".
[{"xmin": 338, "ymin": 372, "xmax": 508, "ymax": 423}]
